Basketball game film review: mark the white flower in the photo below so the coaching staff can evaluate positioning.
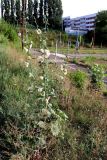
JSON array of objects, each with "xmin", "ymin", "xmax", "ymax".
[
  {"xmin": 38, "ymin": 121, "xmax": 46, "ymax": 129},
  {"xmin": 64, "ymin": 69, "xmax": 67, "ymax": 75},
  {"xmin": 37, "ymin": 56, "xmax": 44, "ymax": 63},
  {"xmin": 25, "ymin": 62, "xmax": 29, "ymax": 68},
  {"xmin": 38, "ymin": 87, "xmax": 43, "ymax": 93},
  {"xmin": 40, "ymin": 48, "xmax": 44, "ymax": 53},
  {"xmin": 24, "ymin": 47, "xmax": 29, "ymax": 53},
  {"xmin": 28, "ymin": 85, "xmax": 33, "ymax": 92},
  {"xmin": 18, "ymin": 32, "xmax": 21, "ymax": 37},
  {"xmin": 46, "ymin": 97, "xmax": 50, "ymax": 105},
  {"xmin": 29, "ymin": 43, "xmax": 33, "ymax": 50},
  {"xmin": 50, "ymin": 121, "xmax": 60, "ymax": 136},
  {"xmin": 44, "ymin": 49, "xmax": 50, "ymax": 58},
  {"xmin": 29, "ymin": 72, "xmax": 34, "ymax": 78},
  {"xmin": 41, "ymin": 108, "xmax": 51, "ymax": 117},
  {"xmin": 40, "ymin": 76, "xmax": 44, "ymax": 80},
  {"xmin": 27, "ymin": 56, "xmax": 32, "ymax": 60},
  {"xmin": 61, "ymin": 65, "xmax": 64, "ymax": 71},
  {"xmin": 60, "ymin": 76, "xmax": 64, "ymax": 80},
  {"xmin": 36, "ymin": 29, "xmax": 42, "ymax": 35}
]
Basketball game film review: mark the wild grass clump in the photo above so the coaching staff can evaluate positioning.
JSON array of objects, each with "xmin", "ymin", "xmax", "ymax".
[
  {"xmin": 69, "ymin": 70, "xmax": 88, "ymax": 89},
  {"xmin": 0, "ymin": 34, "xmax": 8, "ymax": 45},
  {"xmin": 91, "ymin": 64, "xmax": 105, "ymax": 89},
  {"xmin": 0, "ymin": 20, "xmax": 18, "ymax": 43},
  {"xmin": 48, "ymin": 84, "xmax": 107, "ymax": 160},
  {"xmin": 81, "ymin": 56, "xmax": 96, "ymax": 65}
]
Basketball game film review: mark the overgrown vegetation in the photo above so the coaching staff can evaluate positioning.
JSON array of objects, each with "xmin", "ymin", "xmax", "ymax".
[{"xmin": 0, "ymin": 20, "xmax": 107, "ymax": 160}]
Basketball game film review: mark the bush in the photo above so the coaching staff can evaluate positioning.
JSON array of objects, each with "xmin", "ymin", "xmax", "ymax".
[
  {"xmin": 69, "ymin": 70, "xmax": 88, "ymax": 89},
  {"xmin": 0, "ymin": 20, "xmax": 18, "ymax": 42},
  {"xmin": 91, "ymin": 64, "xmax": 105, "ymax": 88}
]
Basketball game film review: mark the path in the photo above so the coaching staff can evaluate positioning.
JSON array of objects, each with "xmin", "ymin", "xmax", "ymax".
[{"xmin": 31, "ymin": 49, "xmax": 107, "ymax": 84}]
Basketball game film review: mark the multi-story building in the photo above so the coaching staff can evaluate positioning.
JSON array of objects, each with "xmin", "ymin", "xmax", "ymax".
[{"xmin": 63, "ymin": 13, "xmax": 97, "ymax": 35}]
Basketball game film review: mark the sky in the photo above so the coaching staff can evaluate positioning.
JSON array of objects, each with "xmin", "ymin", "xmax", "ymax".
[{"xmin": 62, "ymin": 0, "xmax": 107, "ymax": 18}]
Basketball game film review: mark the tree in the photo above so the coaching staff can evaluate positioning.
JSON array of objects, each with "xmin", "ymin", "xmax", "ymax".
[
  {"xmin": 10, "ymin": 0, "xmax": 15, "ymax": 24},
  {"xmin": 1, "ymin": 0, "xmax": 4, "ymax": 18},
  {"xmin": 48, "ymin": 0, "xmax": 53, "ymax": 28},
  {"xmin": 28, "ymin": 0, "xmax": 34, "ymax": 24},
  {"xmin": 16, "ymin": 0, "xmax": 21, "ymax": 25},
  {"xmin": 44, "ymin": 0, "xmax": 48, "ymax": 16},
  {"xmin": 39, "ymin": 0, "xmax": 44, "ymax": 27},
  {"xmin": 54, "ymin": 0, "xmax": 63, "ymax": 29},
  {"xmin": 4, "ymin": 0, "xmax": 10, "ymax": 22},
  {"xmin": 48, "ymin": 0, "xmax": 63, "ymax": 30},
  {"xmin": 33, "ymin": 0, "xmax": 38, "ymax": 26},
  {"xmin": 95, "ymin": 10, "xmax": 107, "ymax": 46}
]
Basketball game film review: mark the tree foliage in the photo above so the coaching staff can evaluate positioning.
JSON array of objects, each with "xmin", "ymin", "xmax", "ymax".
[
  {"xmin": 1, "ymin": 0, "xmax": 63, "ymax": 30},
  {"xmin": 95, "ymin": 10, "xmax": 107, "ymax": 46}
]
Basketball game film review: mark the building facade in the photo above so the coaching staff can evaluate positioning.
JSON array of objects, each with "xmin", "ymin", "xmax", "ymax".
[{"xmin": 63, "ymin": 13, "xmax": 97, "ymax": 35}]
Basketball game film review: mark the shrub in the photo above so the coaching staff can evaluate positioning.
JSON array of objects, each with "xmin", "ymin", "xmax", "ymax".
[
  {"xmin": 91, "ymin": 64, "xmax": 105, "ymax": 88},
  {"xmin": 0, "ymin": 20, "xmax": 18, "ymax": 43},
  {"xmin": 69, "ymin": 70, "xmax": 88, "ymax": 89}
]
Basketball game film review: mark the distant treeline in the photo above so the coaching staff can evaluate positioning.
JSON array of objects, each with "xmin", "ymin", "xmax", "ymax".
[{"xmin": 1, "ymin": 0, "xmax": 63, "ymax": 30}]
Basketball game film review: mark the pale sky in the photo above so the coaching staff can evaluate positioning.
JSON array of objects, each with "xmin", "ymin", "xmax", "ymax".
[{"xmin": 62, "ymin": 0, "xmax": 107, "ymax": 18}]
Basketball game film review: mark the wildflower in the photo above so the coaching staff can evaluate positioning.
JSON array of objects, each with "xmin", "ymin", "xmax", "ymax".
[
  {"xmin": 61, "ymin": 65, "xmax": 64, "ymax": 71},
  {"xmin": 27, "ymin": 56, "xmax": 32, "ymax": 60},
  {"xmin": 24, "ymin": 47, "xmax": 29, "ymax": 53},
  {"xmin": 44, "ymin": 49, "xmax": 50, "ymax": 58},
  {"xmin": 40, "ymin": 48, "xmax": 44, "ymax": 53},
  {"xmin": 29, "ymin": 41, "xmax": 33, "ymax": 50},
  {"xmin": 38, "ymin": 121, "xmax": 47, "ymax": 129},
  {"xmin": 29, "ymin": 72, "xmax": 34, "ymax": 78},
  {"xmin": 60, "ymin": 76, "xmax": 64, "ymax": 80},
  {"xmin": 25, "ymin": 62, "xmax": 29, "ymax": 68},
  {"xmin": 64, "ymin": 69, "xmax": 67, "ymax": 75},
  {"xmin": 46, "ymin": 97, "xmax": 50, "ymax": 106},
  {"xmin": 50, "ymin": 121, "xmax": 60, "ymax": 136},
  {"xmin": 18, "ymin": 32, "xmax": 21, "ymax": 37},
  {"xmin": 37, "ymin": 56, "xmax": 44, "ymax": 63},
  {"xmin": 28, "ymin": 85, "xmax": 33, "ymax": 92},
  {"xmin": 41, "ymin": 108, "xmax": 51, "ymax": 117},
  {"xmin": 36, "ymin": 29, "xmax": 42, "ymax": 35},
  {"xmin": 40, "ymin": 76, "xmax": 44, "ymax": 80},
  {"xmin": 38, "ymin": 87, "xmax": 43, "ymax": 93}
]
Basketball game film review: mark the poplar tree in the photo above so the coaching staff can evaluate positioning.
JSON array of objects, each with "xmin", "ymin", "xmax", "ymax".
[
  {"xmin": 54, "ymin": 0, "xmax": 63, "ymax": 29},
  {"xmin": 16, "ymin": 0, "xmax": 21, "ymax": 24},
  {"xmin": 1, "ymin": 0, "xmax": 4, "ymax": 18},
  {"xmin": 28, "ymin": 0, "xmax": 34, "ymax": 24},
  {"xmin": 4, "ymin": 0, "xmax": 10, "ymax": 22},
  {"xmin": 33, "ymin": 0, "xmax": 38, "ymax": 25},
  {"xmin": 39, "ymin": 0, "xmax": 44, "ymax": 27},
  {"xmin": 44, "ymin": 0, "xmax": 48, "ymax": 16},
  {"xmin": 10, "ymin": 0, "xmax": 15, "ymax": 24},
  {"xmin": 48, "ymin": 0, "xmax": 53, "ymax": 28}
]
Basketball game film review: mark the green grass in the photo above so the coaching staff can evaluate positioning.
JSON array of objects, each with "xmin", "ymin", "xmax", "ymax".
[{"xmin": 49, "ymin": 46, "xmax": 107, "ymax": 54}]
